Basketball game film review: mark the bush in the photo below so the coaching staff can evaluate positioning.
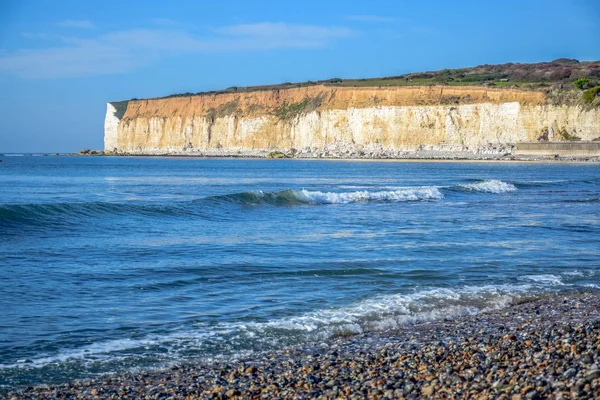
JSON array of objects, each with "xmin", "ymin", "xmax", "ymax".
[
  {"xmin": 204, "ymin": 100, "xmax": 241, "ymax": 122},
  {"xmin": 574, "ymin": 77, "xmax": 590, "ymax": 89},
  {"xmin": 266, "ymin": 151, "xmax": 286, "ymax": 159},
  {"xmin": 110, "ymin": 100, "xmax": 129, "ymax": 120},
  {"xmin": 582, "ymin": 86, "xmax": 600, "ymax": 104},
  {"xmin": 273, "ymin": 93, "xmax": 326, "ymax": 121},
  {"xmin": 558, "ymin": 127, "xmax": 581, "ymax": 141}
]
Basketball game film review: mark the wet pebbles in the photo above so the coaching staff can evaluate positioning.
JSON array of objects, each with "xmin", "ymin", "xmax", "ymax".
[{"xmin": 9, "ymin": 291, "xmax": 600, "ymax": 399}]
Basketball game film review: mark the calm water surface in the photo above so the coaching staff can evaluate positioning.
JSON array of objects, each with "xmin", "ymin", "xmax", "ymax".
[{"xmin": 0, "ymin": 156, "xmax": 599, "ymax": 388}]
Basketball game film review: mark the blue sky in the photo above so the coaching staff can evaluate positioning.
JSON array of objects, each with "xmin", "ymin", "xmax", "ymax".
[{"xmin": 0, "ymin": 0, "xmax": 598, "ymax": 152}]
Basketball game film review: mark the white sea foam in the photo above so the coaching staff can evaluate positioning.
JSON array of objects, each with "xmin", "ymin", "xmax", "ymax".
[
  {"xmin": 294, "ymin": 187, "xmax": 443, "ymax": 204},
  {"xmin": 0, "ymin": 284, "xmax": 547, "ymax": 371},
  {"xmin": 232, "ymin": 284, "xmax": 533, "ymax": 336},
  {"xmin": 562, "ymin": 270, "xmax": 585, "ymax": 277},
  {"xmin": 0, "ymin": 338, "xmax": 157, "ymax": 369},
  {"xmin": 521, "ymin": 274, "xmax": 564, "ymax": 285},
  {"xmin": 460, "ymin": 179, "xmax": 517, "ymax": 193},
  {"xmin": 337, "ymin": 185, "xmax": 372, "ymax": 190}
]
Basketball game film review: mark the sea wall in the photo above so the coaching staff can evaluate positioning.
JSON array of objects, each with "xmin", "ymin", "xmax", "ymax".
[
  {"xmin": 515, "ymin": 141, "xmax": 600, "ymax": 156},
  {"xmin": 105, "ymin": 85, "xmax": 600, "ymax": 157}
]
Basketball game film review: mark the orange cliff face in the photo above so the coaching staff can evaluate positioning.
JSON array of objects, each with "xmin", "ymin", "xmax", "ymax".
[
  {"xmin": 104, "ymin": 85, "xmax": 599, "ymax": 156},
  {"xmin": 121, "ymin": 85, "xmax": 546, "ymax": 119}
]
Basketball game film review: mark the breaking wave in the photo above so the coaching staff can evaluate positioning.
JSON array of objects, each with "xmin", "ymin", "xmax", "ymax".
[
  {"xmin": 206, "ymin": 187, "xmax": 444, "ymax": 205},
  {"xmin": 520, "ymin": 274, "xmax": 564, "ymax": 286},
  {"xmin": 1, "ymin": 181, "xmax": 520, "ymax": 228},
  {"xmin": 245, "ymin": 284, "xmax": 532, "ymax": 335},
  {"xmin": 2, "ymin": 269, "xmax": 592, "ymax": 382},
  {"xmin": 296, "ymin": 187, "xmax": 444, "ymax": 204},
  {"xmin": 0, "ymin": 283, "xmax": 534, "ymax": 371},
  {"xmin": 459, "ymin": 179, "xmax": 517, "ymax": 193}
]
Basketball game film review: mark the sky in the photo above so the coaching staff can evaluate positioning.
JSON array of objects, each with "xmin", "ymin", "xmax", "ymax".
[{"xmin": 0, "ymin": 0, "xmax": 598, "ymax": 153}]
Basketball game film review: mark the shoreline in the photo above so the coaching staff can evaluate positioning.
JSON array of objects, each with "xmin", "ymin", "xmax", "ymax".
[
  {"xmin": 84, "ymin": 153, "xmax": 600, "ymax": 163},
  {"xmin": 121, "ymin": 156, "xmax": 600, "ymax": 165},
  {"xmin": 3, "ymin": 152, "xmax": 600, "ymax": 163},
  {"xmin": 10, "ymin": 290, "xmax": 600, "ymax": 399}
]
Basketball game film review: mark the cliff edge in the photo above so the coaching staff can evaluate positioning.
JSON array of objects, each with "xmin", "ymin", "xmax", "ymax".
[{"xmin": 105, "ymin": 60, "xmax": 600, "ymax": 158}]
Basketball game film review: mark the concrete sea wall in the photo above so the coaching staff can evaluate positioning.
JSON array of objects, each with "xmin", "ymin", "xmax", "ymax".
[{"xmin": 515, "ymin": 142, "xmax": 600, "ymax": 157}]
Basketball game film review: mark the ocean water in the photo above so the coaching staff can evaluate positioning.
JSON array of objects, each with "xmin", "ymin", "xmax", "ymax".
[{"xmin": 0, "ymin": 156, "xmax": 599, "ymax": 388}]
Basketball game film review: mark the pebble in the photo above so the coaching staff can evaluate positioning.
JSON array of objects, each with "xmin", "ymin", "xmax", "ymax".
[
  {"xmin": 587, "ymin": 369, "xmax": 600, "ymax": 381},
  {"xmin": 564, "ymin": 368, "xmax": 577, "ymax": 378}
]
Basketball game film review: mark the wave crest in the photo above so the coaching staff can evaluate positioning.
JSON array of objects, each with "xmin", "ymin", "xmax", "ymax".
[
  {"xmin": 1, "ymin": 284, "xmax": 532, "ymax": 371},
  {"xmin": 209, "ymin": 187, "xmax": 444, "ymax": 206},
  {"xmin": 0, "ymin": 201, "xmax": 193, "ymax": 229},
  {"xmin": 1, "ymin": 179, "xmax": 520, "ymax": 228},
  {"xmin": 296, "ymin": 187, "xmax": 443, "ymax": 204},
  {"xmin": 460, "ymin": 179, "xmax": 517, "ymax": 193}
]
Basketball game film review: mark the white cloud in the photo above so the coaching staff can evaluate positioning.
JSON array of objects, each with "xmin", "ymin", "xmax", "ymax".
[
  {"xmin": 346, "ymin": 15, "xmax": 397, "ymax": 22},
  {"xmin": 0, "ymin": 23, "xmax": 353, "ymax": 79},
  {"xmin": 57, "ymin": 20, "xmax": 96, "ymax": 29}
]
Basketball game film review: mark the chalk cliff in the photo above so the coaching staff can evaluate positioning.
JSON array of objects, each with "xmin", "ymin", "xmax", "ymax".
[{"xmin": 105, "ymin": 85, "xmax": 600, "ymax": 158}]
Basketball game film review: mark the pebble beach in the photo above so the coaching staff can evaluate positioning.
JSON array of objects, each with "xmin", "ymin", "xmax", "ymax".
[{"xmin": 9, "ymin": 291, "xmax": 600, "ymax": 399}]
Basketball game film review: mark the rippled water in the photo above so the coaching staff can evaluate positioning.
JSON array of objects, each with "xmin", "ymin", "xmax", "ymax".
[{"xmin": 0, "ymin": 156, "xmax": 599, "ymax": 388}]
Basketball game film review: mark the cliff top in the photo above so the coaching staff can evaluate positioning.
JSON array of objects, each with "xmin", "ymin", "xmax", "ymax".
[
  {"xmin": 109, "ymin": 59, "xmax": 600, "ymax": 120},
  {"xmin": 125, "ymin": 58, "xmax": 599, "ymax": 101}
]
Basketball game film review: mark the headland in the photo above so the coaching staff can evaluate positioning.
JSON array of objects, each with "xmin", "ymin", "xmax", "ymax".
[{"xmin": 105, "ymin": 59, "xmax": 600, "ymax": 160}]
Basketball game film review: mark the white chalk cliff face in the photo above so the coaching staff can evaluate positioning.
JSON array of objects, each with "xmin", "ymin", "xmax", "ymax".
[
  {"xmin": 105, "ymin": 86, "xmax": 600, "ymax": 156},
  {"xmin": 104, "ymin": 103, "xmax": 119, "ymax": 152}
]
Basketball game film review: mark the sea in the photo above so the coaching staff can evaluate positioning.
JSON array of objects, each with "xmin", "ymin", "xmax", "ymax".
[{"xmin": 0, "ymin": 156, "xmax": 599, "ymax": 389}]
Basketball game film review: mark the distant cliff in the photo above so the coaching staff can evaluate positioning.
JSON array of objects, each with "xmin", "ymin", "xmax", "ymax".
[{"xmin": 105, "ymin": 60, "xmax": 600, "ymax": 158}]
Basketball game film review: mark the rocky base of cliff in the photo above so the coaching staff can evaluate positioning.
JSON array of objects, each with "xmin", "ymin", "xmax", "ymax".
[{"xmin": 99, "ymin": 146, "xmax": 600, "ymax": 162}]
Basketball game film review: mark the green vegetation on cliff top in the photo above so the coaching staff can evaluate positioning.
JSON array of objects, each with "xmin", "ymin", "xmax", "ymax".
[
  {"xmin": 160, "ymin": 58, "xmax": 600, "ymax": 98},
  {"xmin": 110, "ymin": 100, "xmax": 130, "ymax": 120},
  {"xmin": 110, "ymin": 58, "xmax": 600, "ymax": 109}
]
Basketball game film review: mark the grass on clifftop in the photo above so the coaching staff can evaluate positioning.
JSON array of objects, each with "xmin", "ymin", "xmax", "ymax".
[
  {"xmin": 582, "ymin": 86, "xmax": 600, "ymax": 104},
  {"xmin": 148, "ymin": 58, "xmax": 600, "ymax": 101},
  {"xmin": 111, "ymin": 59, "xmax": 599, "ymax": 108},
  {"xmin": 110, "ymin": 100, "xmax": 129, "ymax": 120}
]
